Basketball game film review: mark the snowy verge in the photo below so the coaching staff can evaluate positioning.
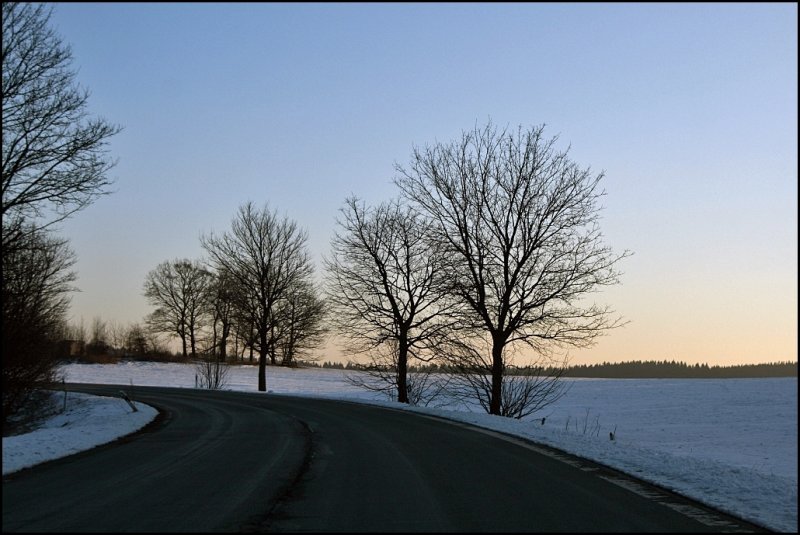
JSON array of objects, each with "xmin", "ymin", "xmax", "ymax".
[{"xmin": 2, "ymin": 392, "xmax": 158, "ymax": 476}]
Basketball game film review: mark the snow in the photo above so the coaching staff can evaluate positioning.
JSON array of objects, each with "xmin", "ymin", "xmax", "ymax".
[{"xmin": 3, "ymin": 362, "xmax": 796, "ymax": 532}]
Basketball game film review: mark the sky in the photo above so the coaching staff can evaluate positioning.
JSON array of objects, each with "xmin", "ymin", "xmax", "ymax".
[
  {"xmin": 41, "ymin": 2, "xmax": 797, "ymax": 366},
  {"xmin": 3, "ymin": 362, "xmax": 796, "ymax": 532}
]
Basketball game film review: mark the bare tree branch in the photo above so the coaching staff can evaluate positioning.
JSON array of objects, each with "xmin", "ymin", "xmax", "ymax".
[{"xmin": 2, "ymin": 2, "xmax": 121, "ymax": 238}]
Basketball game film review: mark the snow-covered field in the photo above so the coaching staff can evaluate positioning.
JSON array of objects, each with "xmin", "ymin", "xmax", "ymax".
[{"xmin": 3, "ymin": 362, "xmax": 797, "ymax": 532}]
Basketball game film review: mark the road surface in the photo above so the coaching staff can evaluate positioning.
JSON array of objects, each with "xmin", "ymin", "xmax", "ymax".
[{"xmin": 2, "ymin": 385, "xmax": 766, "ymax": 532}]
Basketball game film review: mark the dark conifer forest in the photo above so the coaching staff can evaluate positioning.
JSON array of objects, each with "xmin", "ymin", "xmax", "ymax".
[{"xmin": 317, "ymin": 359, "xmax": 797, "ymax": 378}]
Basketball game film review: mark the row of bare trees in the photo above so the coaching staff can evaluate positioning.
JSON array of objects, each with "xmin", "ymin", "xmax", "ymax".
[
  {"xmin": 59, "ymin": 316, "xmax": 174, "ymax": 359},
  {"xmin": 325, "ymin": 122, "xmax": 630, "ymax": 418},
  {"xmin": 141, "ymin": 122, "xmax": 629, "ymax": 416},
  {"xmin": 2, "ymin": 1, "xmax": 627, "ymax": 427}
]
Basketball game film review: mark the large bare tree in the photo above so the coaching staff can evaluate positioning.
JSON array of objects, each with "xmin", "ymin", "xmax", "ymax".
[
  {"xmin": 2, "ymin": 2, "xmax": 121, "ymax": 238},
  {"xmin": 201, "ymin": 202, "xmax": 314, "ymax": 391},
  {"xmin": 395, "ymin": 122, "xmax": 630, "ymax": 416},
  {"xmin": 324, "ymin": 197, "xmax": 454, "ymax": 404},
  {"xmin": 143, "ymin": 259, "xmax": 211, "ymax": 358}
]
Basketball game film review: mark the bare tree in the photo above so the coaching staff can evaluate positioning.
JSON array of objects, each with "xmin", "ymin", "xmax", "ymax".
[
  {"xmin": 2, "ymin": 221, "xmax": 75, "ymax": 427},
  {"xmin": 324, "ymin": 197, "xmax": 455, "ymax": 404},
  {"xmin": 231, "ymin": 297, "xmax": 259, "ymax": 364},
  {"xmin": 395, "ymin": 121, "xmax": 630, "ymax": 416},
  {"xmin": 202, "ymin": 268, "xmax": 237, "ymax": 363},
  {"xmin": 62, "ymin": 316, "xmax": 87, "ymax": 347},
  {"xmin": 124, "ymin": 322, "xmax": 149, "ymax": 356},
  {"xmin": 201, "ymin": 202, "xmax": 314, "ymax": 391},
  {"xmin": 2, "ymin": 2, "xmax": 121, "ymax": 238},
  {"xmin": 275, "ymin": 279, "xmax": 327, "ymax": 367},
  {"xmin": 86, "ymin": 315, "xmax": 109, "ymax": 355},
  {"xmin": 143, "ymin": 259, "xmax": 211, "ymax": 358},
  {"xmin": 107, "ymin": 319, "xmax": 126, "ymax": 353}
]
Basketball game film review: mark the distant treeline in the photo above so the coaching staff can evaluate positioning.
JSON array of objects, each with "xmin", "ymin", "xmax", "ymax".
[
  {"xmin": 315, "ymin": 359, "xmax": 797, "ymax": 378},
  {"xmin": 560, "ymin": 360, "xmax": 797, "ymax": 378}
]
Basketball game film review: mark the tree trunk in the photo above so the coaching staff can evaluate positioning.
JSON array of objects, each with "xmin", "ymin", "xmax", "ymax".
[
  {"xmin": 190, "ymin": 327, "xmax": 197, "ymax": 359},
  {"xmin": 258, "ymin": 325, "xmax": 268, "ymax": 391},
  {"xmin": 219, "ymin": 329, "xmax": 227, "ymax": 363},
  {"xmin": 397, "ymin": 333, "xmax": 409, "ymax": 404},
  {"xmin": 489, "ymin": 336, "xmax": 504, "ymax": 415},
  {"xmin": 258, "ymin": 352, "xmax": 266, "ymax": 391},
  {"xmin": 211, "ymin": 320, "xmax": 218, "ymax": 360},
  {"xmin": 268, "ymin": 324, "xmax": 277, "ymax": 365}
]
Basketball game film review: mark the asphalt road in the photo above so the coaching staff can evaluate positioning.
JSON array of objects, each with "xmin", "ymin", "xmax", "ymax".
[{"xmin": 2, "ymin": 385, "xmax": 766, "ymax": 532}]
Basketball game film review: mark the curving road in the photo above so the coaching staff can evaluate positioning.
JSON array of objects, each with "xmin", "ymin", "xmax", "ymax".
[{"xmin": 2, "ymin": 385, "xmax": 765, "ymax": 532}]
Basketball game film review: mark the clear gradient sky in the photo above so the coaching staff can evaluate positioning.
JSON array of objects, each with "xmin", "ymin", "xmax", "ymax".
[{"xmin": 46, "ymin": 2, "xmax": 797, "ymax": 366}]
